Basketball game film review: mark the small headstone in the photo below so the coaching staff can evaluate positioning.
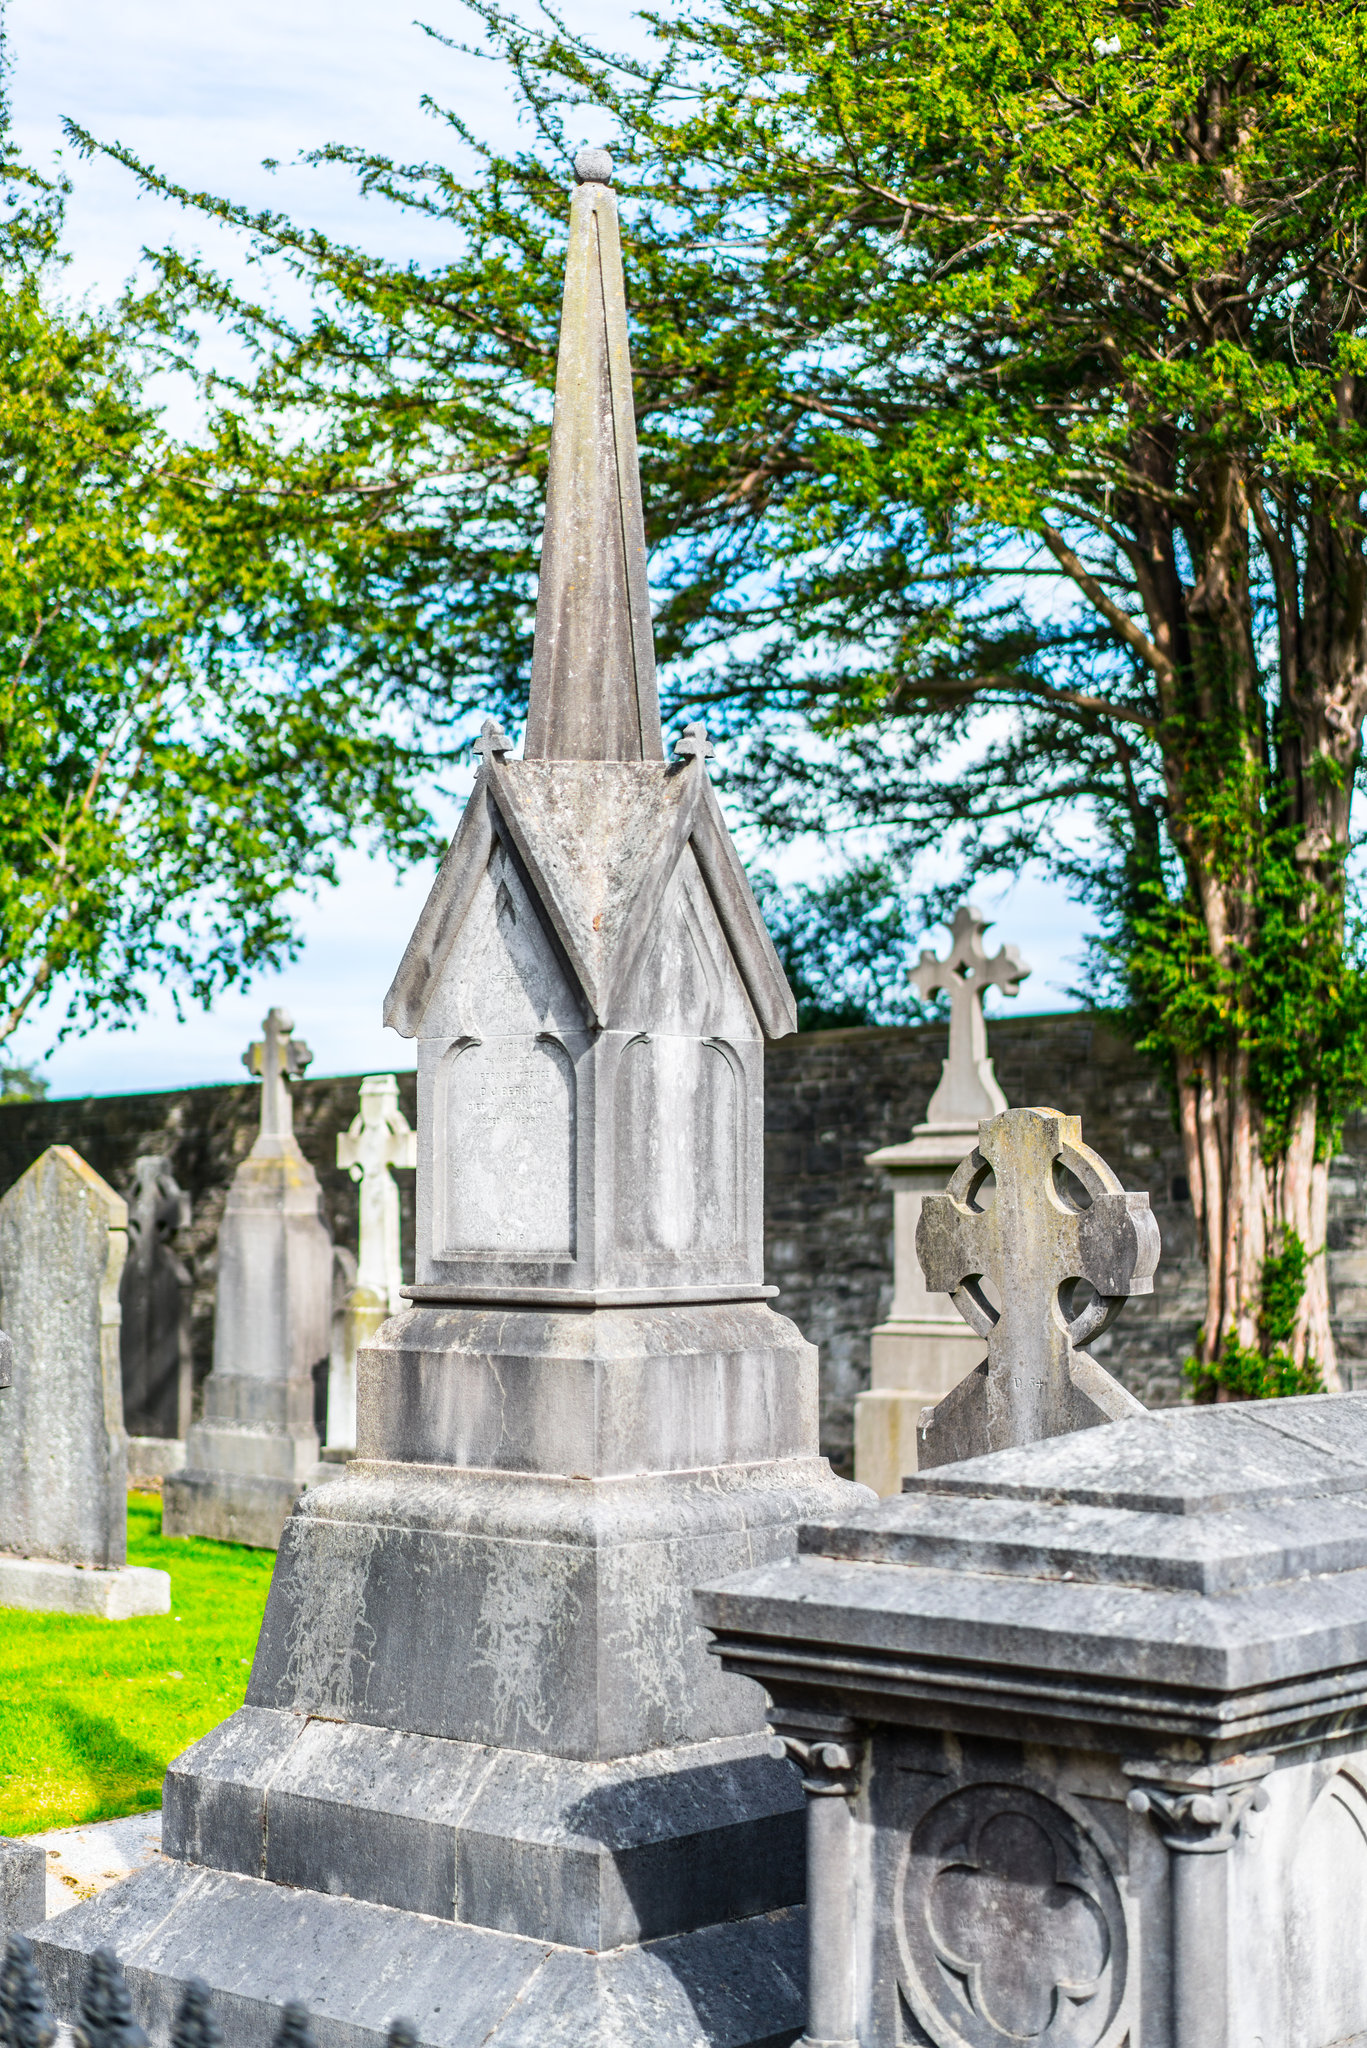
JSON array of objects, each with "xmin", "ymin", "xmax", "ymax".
[
  {"xmin": 0, "ymin": 1146, "xmax": 169, "ymax": 1617},
  {"xmin": 915, "ymin": 1104, "xmax": 1157, "ymax": 1463},
  {"xmin": 858, "ymin": 903, "xmax": 1030, "ymax": 1494},
  {"xmin": 163, "ymin": 1010, "xmax": 336, "ymax": 1549},
  {"xmin": 119, "ymin": 1156, "xmax": 192, "ymax": 1440},
  {"xmin": 328, "ymin": 1075, "xmax": 415, "ymax": 1449}
]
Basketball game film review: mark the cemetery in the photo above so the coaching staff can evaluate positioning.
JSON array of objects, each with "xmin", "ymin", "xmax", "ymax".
[{"xmin": 5, "ymin": 5, "xmax": 1367, "ymax": 2047}]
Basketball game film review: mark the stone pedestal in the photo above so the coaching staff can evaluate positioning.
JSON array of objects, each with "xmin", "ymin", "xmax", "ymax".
[
  {"xmin": 855, "ymin": 1126, "xmax": 981, "ymax": 1497},
  {"xmin": 164, "ymin": 1012, "xmax": 335, "ymax": 1550},
  {"xmin": 0, "ymin": 1145, "xmax": 170, "ymax": 1618},
  {"xmin": 701, "ymin": 1393, "xmax": 1367, "ymax": 2048}
]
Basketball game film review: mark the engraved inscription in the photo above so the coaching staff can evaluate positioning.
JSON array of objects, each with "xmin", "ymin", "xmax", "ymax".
[
  {"xmin": 896, "ymin": 1784, "xmax": 1126, "ymax": 2048},
  {"xmin": 439, "ymin": 1036, "xmax": 575, "ymax": 1257}
]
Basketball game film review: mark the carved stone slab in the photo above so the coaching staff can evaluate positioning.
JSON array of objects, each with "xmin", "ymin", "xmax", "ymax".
[{"xmin": 915, "ymin": 1106, "xmax": 1157, "ymax": 1464}]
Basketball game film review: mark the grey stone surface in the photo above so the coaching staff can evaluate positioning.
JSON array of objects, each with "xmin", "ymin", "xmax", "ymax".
[
  {"xmin": 857, "ymin": 905, "xmax": 1031, "ymax": 1497},
  {"xmin": 915, "ymin": 1105, "xmax": 1156, "ymax": 1465},
  {"xmin": 701, "ymin": 1388, "xmax": 1367, "ymax": 2047},
  {"xmin": 36, "ymin": 154, "xmax": 856, "ymax": 2048},
  {"xmin": 32, "ymin": 1860, "xmax": 806, "ymax": 2048},
  {"xmin": 164, "ymin": 1704, "xmax": 802, "ymax": 1948},
  {"xmin": 0, "ymin": 1145, "xmax": 130, "ymax": 1568},
  {"xmin": 120, "ymin": 1155, "xmax": 192, "ymax": 1439},
  {"xmin": 0, "ymin": 1555, "xmax": 169, "ymax": 1617},
  {"xmin": 0, "ymin": 1836, "xmax": 45, "ymax": 1933},
  {"xmin": 165, "ymin": 1009, "xmax": 334, "ymax": 1549}
]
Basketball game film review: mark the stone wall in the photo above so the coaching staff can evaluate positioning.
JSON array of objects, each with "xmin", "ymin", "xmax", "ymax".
[{"xmin": 7, "ymin": 1013, "xmax": 1366, "ymax": 1470}]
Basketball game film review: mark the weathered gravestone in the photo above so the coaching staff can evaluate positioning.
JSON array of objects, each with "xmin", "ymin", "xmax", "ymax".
[
  {"xmin": 857, "ymin": 906, "xmax": 1030, "ymax": 1495},
  {"xmin": 163, "ymin": 1009, "xmax": 335, "ymax": 1549},
  {"xmin": 326, "ymin": 1073, "xmax": 415, "ymax": 1451},
  {"xmin": 32, "ymin": 147, "xmax": 860, "ymax": 2048},
  {"xmin": 700, "ymin": 1394, "xmax": 1367, "ymax": 2048},
  {"xmin": 915, "ymin": 1104, "xmax": 1157, "ymax": 1465},
  {"xmin": 119, "ymin": 1155, "xmax": 192, "ymax": 1442},
  {"xmin": 0, "ymin": 1146, "xmax": 169, "ymax": 1617}
]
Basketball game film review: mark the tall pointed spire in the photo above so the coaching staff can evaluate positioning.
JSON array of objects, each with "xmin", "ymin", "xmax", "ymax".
[{"xmin": 523, "ymin": 149, "xmax": 663, "ymax": 761}]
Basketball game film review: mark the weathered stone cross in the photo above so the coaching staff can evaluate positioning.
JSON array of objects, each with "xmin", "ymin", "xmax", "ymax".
[
  {"xmin": 911, "ymin": 904, "xmax": 1029, "ymax": 1127},
  {"xmin": 915, "ymin": 1106, "xmax": 1159, "ymax": 1466},
  {"xmin": 337, "ymin": 1075, "xmax": 416, "ymax": 1313},
  {"xmin": 243, "ymin": 1007, "xmax": 312, "ymax": 1144}
]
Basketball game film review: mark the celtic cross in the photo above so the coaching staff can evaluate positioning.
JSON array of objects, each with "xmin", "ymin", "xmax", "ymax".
[
  {"xmin": 243, "ymin": 1007, "xmax": 312, "ymax": 1143},
  {"xmin": 915, "ymin": 1106, "xmax": 1159, "ymax": 1465},
  {"xmin": 910, "ymin": 904, "xmax": 1029, "ymax": 1127}
]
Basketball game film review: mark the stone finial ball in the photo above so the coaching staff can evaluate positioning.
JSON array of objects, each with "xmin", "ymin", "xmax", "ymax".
[{"xmin": 574, "ymin": 148, "xmax": 614, "ymax": 186}]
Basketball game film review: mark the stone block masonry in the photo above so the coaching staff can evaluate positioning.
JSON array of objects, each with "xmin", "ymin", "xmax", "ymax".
[{"xmin": 12, "ymin": 1009, "xmax": 1367, "ymax": 1471}]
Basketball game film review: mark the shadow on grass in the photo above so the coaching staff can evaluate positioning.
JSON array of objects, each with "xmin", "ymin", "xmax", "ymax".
[{"xmin": 48, "ymin": 1703, "xmax": 166, "ymax": 1819}]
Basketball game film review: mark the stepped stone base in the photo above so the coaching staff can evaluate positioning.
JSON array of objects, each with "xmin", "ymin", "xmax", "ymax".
[
  {"xmin": 0, "ymin": 1554, "xmax": 170, "ymax": 1617},
  {"xmin": 32, "ymin": 1860, "xmax": 806, "ymax": 2048},
  {"xmin": 164, "ymin": 1707, "xmax": 803, "ymax": 1951},
  {"xmin": 163, "ymin": 1464, "xmax": 339, "ymax": 1550}
]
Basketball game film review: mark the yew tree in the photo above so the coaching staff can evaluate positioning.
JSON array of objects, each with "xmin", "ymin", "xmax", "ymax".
[{"xmin": 93, "ymin": 0, "xmax": 1367, "ymax": 1387}]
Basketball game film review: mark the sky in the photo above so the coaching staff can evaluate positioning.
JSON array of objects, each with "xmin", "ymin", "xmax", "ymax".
[{"xmin": 3, "ymin": 0, "xmax": 1093, "ymax": 1099}]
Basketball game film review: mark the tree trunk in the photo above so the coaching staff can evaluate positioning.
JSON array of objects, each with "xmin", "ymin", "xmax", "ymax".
[{"xmin": 1177, "ymin": 1052, "xmax": 1338, "ymax": 1387}]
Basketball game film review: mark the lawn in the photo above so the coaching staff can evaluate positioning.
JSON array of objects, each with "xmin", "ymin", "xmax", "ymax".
[{"xmin": 0, "ymin": 1493, "xmax": 276, "ymax": 1835}]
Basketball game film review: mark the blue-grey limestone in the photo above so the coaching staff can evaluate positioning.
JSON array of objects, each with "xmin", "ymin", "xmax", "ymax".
[
  {"xmin": 0, "ymin": 1145, "xmax": 169, "ymax": 1617},
  {"xmin": 33, "ymin": 147, "xmax": 862, "ymax": 2048},
  {"xmin": 0, "ymin": 1837, "xmax": 44, "ymax": 1934},
  {"xmin": 163, "ymin": 1009, "xmax": 335, "ymax": 1550},
  {"xmin": 699, "ymin": 1392, "xmax": 1367, "ymax": 2048},
  {"xmin": 120, "ymin": 1154, "xmax": 193, "ymax": 1441},
  {"xmin": 856, "ymin": 905, "xmax": 1030, "ymax": 1496},
  {"xmin": 328, "ymin": 1075, "xmax": 415, "ymax": 1451},
  {"xmin": 914, "ymin": 1104, "xmax": 1156, "ymax": 1465}
]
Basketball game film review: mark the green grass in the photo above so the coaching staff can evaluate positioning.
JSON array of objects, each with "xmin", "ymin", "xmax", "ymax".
[{"xmin": 0, "ymin": 1493, "xmax": 276, "ymax": 1835}]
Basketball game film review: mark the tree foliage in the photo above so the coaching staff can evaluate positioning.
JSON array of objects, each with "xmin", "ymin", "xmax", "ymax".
[
  {"xmin": 751, "ymin": 860, "xmax": 932, "ymax": 1030},
  {"xmin": 0, "ymin": 133, "xmax": 437, "ymax": 1049},
  {"xmin": 84, "ymin": 0, "xmax": 1367, "ymax": 1375}
]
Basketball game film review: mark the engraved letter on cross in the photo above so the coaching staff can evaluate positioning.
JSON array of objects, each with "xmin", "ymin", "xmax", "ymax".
[{"xmin": 916, "ymin": 1107, "xmax": 1159, "ymax": 1463}]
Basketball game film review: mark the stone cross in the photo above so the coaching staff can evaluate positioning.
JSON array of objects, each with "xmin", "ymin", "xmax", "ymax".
[
  {"xmin": 337, "ymin": 1075, "xmax": 416, "ymax": 1314},
  {"xmin": 915, "ymin": 1106, "xmax": 1158, "ymax": 1465},
  {"xmin": 910, "ymin": 904, "xmax": 1030, "ymax": 1128},
  {"xmin": 243, "ymin": 1008, "xmax": 312, "ymax": 1143}
]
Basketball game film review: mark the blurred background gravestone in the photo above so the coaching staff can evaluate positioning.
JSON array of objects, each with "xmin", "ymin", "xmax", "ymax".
[
  {"xmin": 856, "ymin": 904, "xmax": 1029, "ymax": 1493},
  {"xmin": 162, "ymin": 1009, "xmax": 335, "ymax": 1549},
  {"xmin": 0, "ymin": 1145, "xmax": 169, "ymax": 1616},
  {"xmin": 119, "ymin": 1154, "xmax": 193, "ymax": 1489},
  {"xmin": 327, "ymin": 1073, "xmax": 415, "ymax": 1451}
]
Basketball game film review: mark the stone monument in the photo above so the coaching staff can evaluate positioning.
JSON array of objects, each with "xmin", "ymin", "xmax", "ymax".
[
  {"xmin": 163, "ymin": 1009, "xmax": 334, "ymax": 1549},
  {"xmin": 33, "ymin": 147, "xmax": 860, "ymax": 2046},
  {"xmin": 119, "ymin": 1155, "xmax": 193, "ymax": 1441},
  {"xmin": 701, "ymin": 1393, "xmax": 1367, "ymax": 2048},
  {"xmin": 0, "ymin": 1146, "xmax": 169, "ymax": 1617},
  {"xmin": 855, "ymin": 904, "xmax": 1030, "ymax": 1494},
  {"xmin": 327, "ymin": 1074, "xmax": 415, "ymax": 1451},
  {"xmin": 915, "ymin": 1104, "xmax": 1156, "ymax": 1465}
]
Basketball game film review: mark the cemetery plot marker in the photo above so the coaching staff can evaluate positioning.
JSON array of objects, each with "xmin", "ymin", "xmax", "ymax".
[
  {"xmin": 327, "ymin": 1074, "xmax": 415, "ymax": 1450},
  {"xmin": 33, "ymin": 149, "xmax": 858, "ymax": 2048},
  {"xmin": 916, "ymin": 1104, "xmax": 1157, "ymax": 1464},
  {"xmin": 858, "ymin": 904, "xmax": 1031, "ymax": 1494},
  {"xmin": 0, "ymin": 1146, "xmax": 169, "ymax": 1617},
  {"xmin": 163, "ymin": 1008, "xmax": 336, "ymax": 1549}
]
